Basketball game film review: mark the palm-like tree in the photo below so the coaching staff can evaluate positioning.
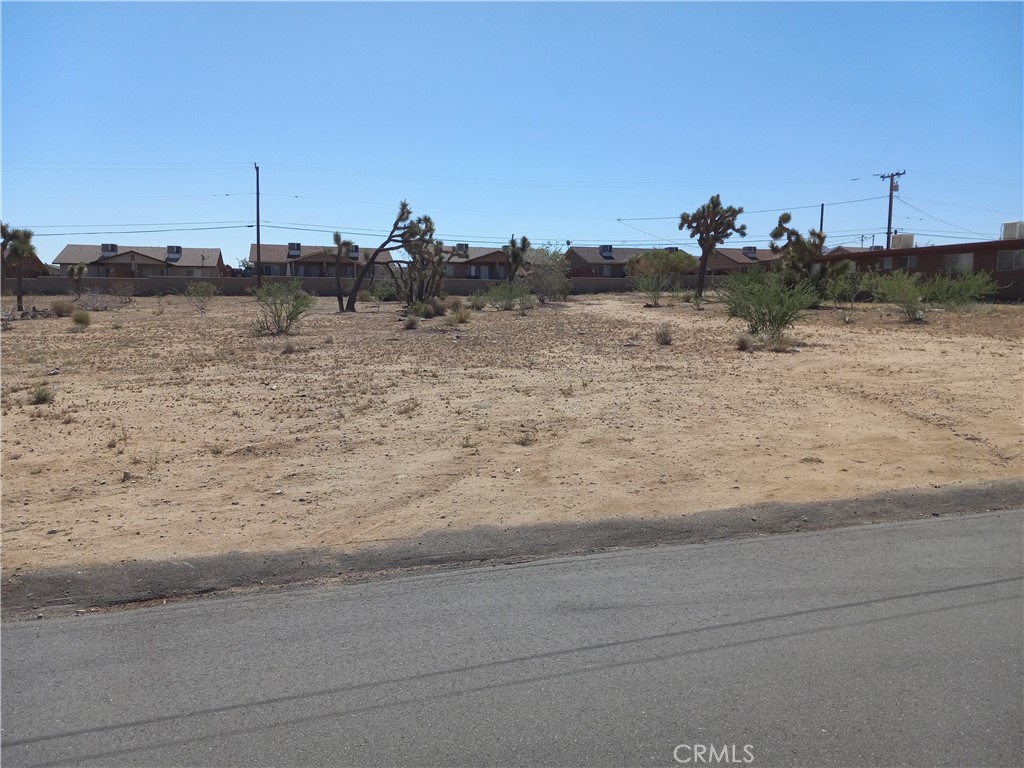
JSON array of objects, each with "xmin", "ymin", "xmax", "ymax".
[
  {"xmin": 679, "ymin": 195, "xmax": 746, "ymax": 297},
  {"xmin": 2, "ymin": 225, "xmax": 36, "ymax": 312},
  {"xmin": 332, "ymin": 232, "xmax": 354, "ymax": 313},
  {"xmin": 505, "ymin": 234, "xmax": 531, "ymax": 282}
]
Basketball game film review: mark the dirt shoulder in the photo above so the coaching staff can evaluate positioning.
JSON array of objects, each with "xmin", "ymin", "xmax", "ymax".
[
  {"xmin": 3, "ymin": 479, "xmax": 1020, "ymax": 620},
  {"xmin": 2, "ymin": 293, "xmax": 1022, "ymax": 617}
]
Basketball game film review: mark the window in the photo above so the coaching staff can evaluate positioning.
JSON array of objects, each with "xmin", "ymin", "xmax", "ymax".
[
  {"xmin": 600, "ymin": 265, "xmax": 612, "ymax": 277},
  {"xmin": 896, "ymin": 255, "xmax": 917, "ymax": 270},
  {"xmin": 880, "ymin": 257, "xmax": 893, "ymax": 270},
  {"xmin": 445, "ymin": 264, "xmax": 454, "ymax": 277},
  {"xmin": 185, "ymin": 269, "xmax": 195, "ymax": 277},
  {"xmin": 943, "ymin": 253, "xmax": 974, "ymax": 274},
  {"xmin": 996, "ymin": 249, "xmax": 1024, "ymax": 271}
]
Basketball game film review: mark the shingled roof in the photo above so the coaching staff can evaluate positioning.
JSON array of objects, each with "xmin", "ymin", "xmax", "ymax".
[
  {"xmin": 248, "ymin": 243, "xmax": 392, "ymax": 265},
  {"xmin": 55, "ymin": 244, "xmax": 222, "ymax": 269},
  {"xmin": 566, "ymin": 246, "xmax": 651, "ymax": 265}
]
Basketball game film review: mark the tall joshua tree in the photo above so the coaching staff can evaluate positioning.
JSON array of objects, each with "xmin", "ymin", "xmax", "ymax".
[
  {"xmin": 504, "ymin": 234, "xmax": 531, "ymax": 282},
  {"xmin": 678, "ymin": 195, "xmax": 747, "ymax": 297},
  {"xmin": 344, "ymin": 201, "xmax": 413, "ymax": 312},
  {"xmin": 332, "ymin": 233, "xmax": 354, "ymax": 313},
  {"xmin": 2, "ymin": 224, "xmax": 37, "ymax": 312},
  {"xmin": 769, "ymin": 212, "xmax": 827, "ymax": 286}
]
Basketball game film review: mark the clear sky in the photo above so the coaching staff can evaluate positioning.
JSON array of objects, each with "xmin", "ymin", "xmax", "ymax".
[{"xmin": 3, "ymin": 1, "xmax": 1022, "ymax": 267}]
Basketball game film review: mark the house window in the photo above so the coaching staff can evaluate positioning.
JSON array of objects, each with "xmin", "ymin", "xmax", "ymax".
[
  {"xmin": 600, "ymin": 265, "xmax": 612, "ymax": 277},
  {"xmin": 185, "ymin": 269, "xmax": 195, "ymax": 277},
  {"xmin": 445, "ymin": 264, "xmax": 454, "ymax": 278},
  {"xmin": 996, "ymin": 249, "xmax": 1024, "ymax": 271},
  {"xmin": 468, "ymin": 264, "xmax": 478, "ymax": 279},
  {"xmin": 879, "ymin": 257, "xmax": 893, "ymax": 270},
  {"xmin": 943, "ymin": 253, "xmax": 974, "ymax": 274},
  {"xmin": 896, "ymin": 255, "xmax": 917, "ymax": 270}
]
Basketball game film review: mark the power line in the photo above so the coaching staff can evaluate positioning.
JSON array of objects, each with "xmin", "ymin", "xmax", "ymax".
[
  {"xmin": 895, "ymin": 197, "xmax": 990, "ymax": 236},
  {"xmin": 618, "ymin": 195, "xmax": 890, "ymax": 222},
  {"xmin": 32, "ymin": 224, "xmax": 254, "ymax": 237}
]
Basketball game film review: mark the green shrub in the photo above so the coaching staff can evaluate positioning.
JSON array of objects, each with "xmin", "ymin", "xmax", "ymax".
[
  {"xmin": 250, "ymin": 279, "xmax": 316, "ymax": 335},
  {"xmin": 51, "ymin": 299, "xmax": 75, "ymax": 317},
  {"xmin": 371, "ymin": 281, "xmax": 397, "ymax": 303},
  {"xmin": 633, "ymin": 273, "xmax": 672, "ymax": 307},
  {"xmin": 517, "ymin": 294, "xmax": 537, "ymax": 315},
  {"xmin": 717, "ymin": 268, "xmax": 817, "ymax": 340},
  {"xmin": 408, "ymin": 301, "xmax": 436, "ymax": 319},
  {"xmin": 923, "ymin": 271, "xmax": 998, "ymax": 307},
  {"xmin": 485, "ymin": 282, "xmax": 530, "ymax": 311},
  {"xmin": 468, "ymin": 291, "xmax": 488, "ymax": 311},
  {"xmin": 654, "ymin": 324, "xmax": 673, "ymax": 345},
  {"xmin": 452, "ymin": 307, "xmax": 471, "ymax": 324},
  {"xmin": 71, "ymin": 309, "xmax": 91, "ymax": 327},
  {"xmin": 357, "ymin": 289, "xmax": 373, "ymax": 303},
  {"xmin": 403, "ymin": 315, "xmax": 420, "ymax": 330},
  {"xmin": 184, "ymin": 281, "xmax": 219, "ymax": 314},
  {"xmin": 861, "ymin": 270, "xmax": 925, "ymax": 322},
  {"xmin": 823, "ymin": 264, "xmax": 861, "ymax": 323}
]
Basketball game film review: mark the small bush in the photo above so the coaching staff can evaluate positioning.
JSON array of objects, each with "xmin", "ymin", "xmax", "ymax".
[
  {"xmin": 862, "ymin": 270, "xmax": 925, "ymax": 321},
  {"xmin": 408, "ymin": 301, "xmax": 436, "ymax": 319},
  {"xmin": 357, "ymin": 289, "xmax": 373, "ymax": 303},
  {"xmin": 718, "ymin": 269, "xmax": 817, "ymax": 340},
  {"xmin": 281, "ymin": 341, "xmax": 299, "ymax": 354},
  {"xmin": 404, "ymin": 315, "xmax": 420, "ymax": 330},
  {"xmin": 486, "ymin": 282, "xmax": 530, "ymax": 311},
  {"xmin": 29, "ymin": 383, "xmax": 55, "ymax": 405},
  {"xmin": 184, "ymin": 281, "xmax": 220, "ymax": 314},
  {"xmin": 517, "ymin": 294, "xmax": 537, "ymax": 315},
  {"xmin": 736, "ymin": 333, "xmax": 755, "ymax": 351},
  {"xmin": 429, "ymin": 296, "xmax": 447, "ymax": 316},
  {"xmin": 452, "ymin": 307, "xmax": 471, "ymax": 324},
  {"xmin": 51, "ymin": 299, "xmax": 75, "ymax": 317},
  {"xmin": 446, "ymin": 296, "xmax": 464, "ymax": 312},
  {"xmin": 250, "ymin": 279, "xmax": 316, "ymax": 335},
  {"xmin": 371, "ymin": 282, "xmax": 397, "ymax": 303},
  {"xmin": 468, "ymin": 291, "xmax": 488, "ymax": 311},
  {"xmin": 633, "ymin": 274, "xmax": 672, "ymax": 307},
  {"xmin": 923, "ymin": 271, "xmax": 998, "ymax": 308},
  {"xmin": 654, "ymin": 324, "xmax": 673, "ymax": 345},
  {"xmin": 71, "ymin": 309, "xmax": 91, "ymax": 327}
]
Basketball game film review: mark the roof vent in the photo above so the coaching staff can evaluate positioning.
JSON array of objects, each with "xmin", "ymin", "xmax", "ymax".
[
  {"xmin": 287, "ymin": 242, "xmax": 302, "ymax": 259},
  {"xmin": 599, "ymin": 244, "xmax": 614, "ymax": 259},
  {"xmin": 869, "ymin": 245, "xmax": 885, "ymax": 251},
  {"xmin": 349, "ymin": 244, "xmax": 360, "ymax": 261},
  {"xmin": 1001, "ymin": 221, "xmax": 1024, "ymax": 240},
  {"xmin": 455, "ymin": 243, "xmax": 469, "ymax": 255},
  {"xmin": 664, "ymin": 246, "xmax": 679, "ymax": 253},
  {"xmin": 101, "ymin": 243, "xmax": 118, "ymax": 256}
]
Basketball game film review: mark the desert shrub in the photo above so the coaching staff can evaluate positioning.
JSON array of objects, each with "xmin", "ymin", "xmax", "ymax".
[
  {"xmin": 403, "ymin": 315, "xmax": 420, "ymax": 330},
  {"xmin": 654, "ymin": 324, "xmax": 673, "ymax": 345},
  {"xmin": 184, "ymin": 281, "xmax": 219, "ymax": 314},
  {"xmin": 29, "ymin": 383, "xmax": 55, "ymax": 404},
  {"xmin": 408, "ymin": 301, "xmax": 436, "ymax": 319},
  {"xmin": 823, "ymin": 264, "xmax": 861, "ymax": 323},
  {"xmin": 51, "ymin": 299, "xmax": 75, "ymax": 317},
  {"xmin": 110, "ymin": 280, "xmax": 135, "ymax": 305},
  {"xmin": 626, "ymin": 249, "xmax": 698, "ymax": 279},
  {"xmin": 517, "ymin": 294, "xmax": 538, "ymax": 315},
  {"xmin": 468, "ymin": 291, "xmax": 488, "ymax": 311},
  {"xmin": 923, "ymin": 271, "xmax": 998, "ymax": 308},
  {"xmin": 485, "ymin": 281, "xmax": 530, "ymax": 311},
  {"xmin": 71, "ymin": 309, "xmax": 91, "ymax": 327},
  {"xmin": 0, "ymin": 307, "xmax": 14, "ymax": 331},
  {"xmin": 357, "ymin": 289, "xmax": 373, "ymax": 303},
  {"xmin": 452, "ymin": 307, "xmax": 471, "ymax": 324},
  {"xmin": 429, "ymin": 296, "xmax": 447, "ymax": 316},
  {"xmin": 674, "ymin": 288, "xmax": 696, "ymax": 305},
  {"xmin": 633, "ymin": 273, "xmax": 672, "ymax": 307},
  {"xmin": 76, "ymin": 289, "xmax": 113, "ymax": 312},
  {"xmin": 717, "ymin": 268, "xmax": 817, "ymax": 340},
  {"xmin": 250, "ymin": 279, "xmax": 316, "ymax": 335},
  {"xmin": 371, "ymin": 281, "xmax": 397, "ymax": 303},
  {"xmin": 861, "ymin": 270, "xmax": 925, "ymax": 321},
  {"xmin": 736, "ymin": 333, "xmax": 755, "ymax": 351},
  {"xmin": 446, "ymin": 296, "xmax": 464, "ymax": 311},
  {"xmin": 524, "ymin": 245, "xmax": 572, "ymax": 303},
  {"xmin": 281, "ymin": 341, "xmax": 299, "ymax": 354}
]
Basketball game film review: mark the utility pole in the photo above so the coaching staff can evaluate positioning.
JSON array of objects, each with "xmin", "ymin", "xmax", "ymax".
[
  {"xmin": 819, "ymin": 203, "xmax": 824, "ymax": 233},
  {"xmin": 878, "ymin": 170, "xmax": 905, "ymax": 249},
  {"xmin": 254, "ymin": 163, "xmax": 262, "ymax": 288}
]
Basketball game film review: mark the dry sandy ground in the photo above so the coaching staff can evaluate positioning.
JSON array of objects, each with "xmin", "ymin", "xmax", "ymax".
[{"xmin": 1, "ymin": 292, "xmax": 1022, "ymax": 578}]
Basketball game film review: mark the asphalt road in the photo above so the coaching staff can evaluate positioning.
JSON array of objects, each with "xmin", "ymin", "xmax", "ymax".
[{"xmin": 2, "ymin": 510, "xmax": 1021, "ymax": 768}]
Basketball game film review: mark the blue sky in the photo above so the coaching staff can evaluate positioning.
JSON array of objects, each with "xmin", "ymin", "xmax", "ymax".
[{"xmin": 3, "ymin": 1, "xmax": 1022, "ymax": 267}]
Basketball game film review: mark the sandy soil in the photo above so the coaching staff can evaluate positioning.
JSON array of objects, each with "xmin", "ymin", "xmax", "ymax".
[{"xmin": 2, "ymin": 292, "xmax": 1021, "ymax": 576}]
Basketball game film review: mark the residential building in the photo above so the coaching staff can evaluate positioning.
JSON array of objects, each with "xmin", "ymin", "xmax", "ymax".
[
  {"xmin": 247, "ymin": 243, "xmax": 391, "ymax": 277},
  {"xmin": 54, "ymin": 244, "xmax": 226, "ymax": 278},
  {"xmin": 565, "ymin": 245, "xmax": 649, "ymax": 278},
  {"xmin": 444, "ymin": 245, "xmax": 510, "ymax": 280}
]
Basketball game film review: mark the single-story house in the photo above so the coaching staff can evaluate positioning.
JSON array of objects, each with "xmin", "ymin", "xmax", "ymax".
[
  {"xmin": 54, "ymin": 244, "xmax": 226, "ymax": 278},
  {"xmin": 703, "ymin": 246, "xmax": 783, "ymax": 274},
  {"xmin": 565, "ymin": 245, "xmax": 650, "ymax": 278},
  {"xmin": 1, "ymin": 246, "xmax": 52, "ymax": 279},
  {"xmin": 444, "ymin": 245, "xmax": 510, "ymax": 280},
  {"xmin": 811, "ymin": 237, "xmax": 1024, "ymax": 301},
  {"xmin": 248, "ymin": 243, "xmax": 392, "ymax": 278}
]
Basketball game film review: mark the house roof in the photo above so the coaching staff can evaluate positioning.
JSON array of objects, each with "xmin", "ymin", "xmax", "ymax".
[
  {"xmin": 54, "ymin": 244, "xmax": 223, "ymax": 268},
  {"xmin": 567, "ymin": 246, "xmax": 650, "ymax": 265},
  {"xmin": 448, "ymin": 246, "xmax": 505, "ymax": 264},
  {"xmin": 248, "ymin": 243, "xmax": 392, "ymax": 265},
  {"xmin": 709, "ymin": 247, "xmax": 783, "ymax": 268}
]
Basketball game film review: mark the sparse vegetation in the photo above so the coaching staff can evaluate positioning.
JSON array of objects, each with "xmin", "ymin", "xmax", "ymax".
[
  {"xmin": 861, "ymin": 270, "xmax": 925, "ymax": 322},
  {"xmin": 51, "ymin": 299, "xmax": 75, "ymax": 317},
  {"xmin": 184, "ymin": 281, "xmax": 219, "ymax": 314},
  {"xmin": 717, "ymin": 268, "xmax": 817, "ymax": 341},
  {"xmin": 468, "ymin": 291, "xmax": 488, "ymax": 311},
  {"xmin": 250, "ymin": 279, "xmax": 316, "ymax": 335},
  {"xmin": 403, "ymin": 315, "xmax": 420, "ymax": 330},
  {"xmin": 486, "ymin": 281, "xmax": 531, "ymax": 311},
  {"xmin": 524, "ymin": 243, "xmax": 571, "ymax": 303},
  {"xmin": 29, "ymin": 383, "xmax": 55, "ymax": 405},
  {"xmin": 654, "ymin": 324, "xmax": 673, "ymax": 345},
  {"xmin": 923, "ymin": 271, "xmax": 999, "ymax": 308},
  {"xmin": 71, "ymin": 309, "xmax": 91, "ymax": 327},
  {"xmin": 633, "ymin": 273, "xmax": 673, "ymax": 307},
  {"xmin": 452, "ymin": 307, "xmax": 471, "ymax": 324}
]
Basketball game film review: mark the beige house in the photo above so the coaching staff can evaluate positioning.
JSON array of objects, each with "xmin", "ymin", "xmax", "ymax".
[
  {"xmin": 247, "ymin": 243, "xmax": 392, "ymax": 278},
  {"xmin": 443, "ymin": 245, "xmax": 510, "ymax": 280},
  {"xmin": 54, "ymin": 244, "xmax": 226, "ymax": 278}
]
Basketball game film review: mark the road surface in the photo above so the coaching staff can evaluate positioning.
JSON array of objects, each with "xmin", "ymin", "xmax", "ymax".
[{"xmin": 3, "ymin": 510, "xmax": 1022, "ymax": 767}]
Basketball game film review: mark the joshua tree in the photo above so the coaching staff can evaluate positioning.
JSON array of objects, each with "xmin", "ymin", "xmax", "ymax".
[
  {"xmin": 386, "ymin": 215, "xmax": 451, "ymax": 304},
  {"xmin": 678, "ymin": 195, "xmax": 747, "ymax": 297},
  {"xmin": 345, "ymin": 201, "xmax": 413, "ymax": 312},
  {"xmin": 504, "ymin": 234, "xmax": 531, "ymax": 282},
  {"xmin": 2, "ymin": 225, "xmax": 36, "ymax": 312},
  {"xmin": 769, "ymin": 212, "xmax": 827, "ymax": 286},
  {"xmin": 332, "ymin": 233, "xmax": 354, "ymax": 313}
]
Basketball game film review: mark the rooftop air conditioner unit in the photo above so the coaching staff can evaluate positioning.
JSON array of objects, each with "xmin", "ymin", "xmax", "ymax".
[
  {"xmin": 101, "ymin": 243, "xmax": 118, "ymax": 256},
  {"xmin": 287, "ymin": 242, "xmax": 302, "ymax": 259},
  {"xmin": 742, "ymin": 245, "xmax": 758, "ymax": 260},
  {"xmin": 455, "ymin": 243, "xmax": 469, "ymax": 255},
  {"xmin": 349, "ymin": 244, "xmax": 360, "ymax": 261},
  {"xmin": 665, "ymin": 246, "xmax": 679, "ymax": 253},
  {"xmin": 165, "ymin": 245, "xmax": 182, "ymax": 262},
  {"xmin": 869, "ymin": 245, "xmax": 884, "ymax": 251},
  {"xmin": 891, "ymin": 234, "xmax": 915, "ymax": 250},
  {"xmin": 1001, "ymin": 221, "xmax": 1024, "ymax": 240},
  {"xmin": 599, "ymin": 244, "xmax": 614, "ymax": 259}
]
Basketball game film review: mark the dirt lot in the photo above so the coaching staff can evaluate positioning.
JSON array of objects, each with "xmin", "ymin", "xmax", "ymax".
[{"xmin": 2, "ymin": 292, "xmax": 1022, "ymax": 581}]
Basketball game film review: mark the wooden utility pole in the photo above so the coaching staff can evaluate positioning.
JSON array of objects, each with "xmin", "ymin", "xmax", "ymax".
[
  {"xmin": 255, "ymin": 163, "xmax": 262, "ymax": 288},
  {"xmin": 879, "ymin": 170, "xmax": 906, "ymax": 249}
]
